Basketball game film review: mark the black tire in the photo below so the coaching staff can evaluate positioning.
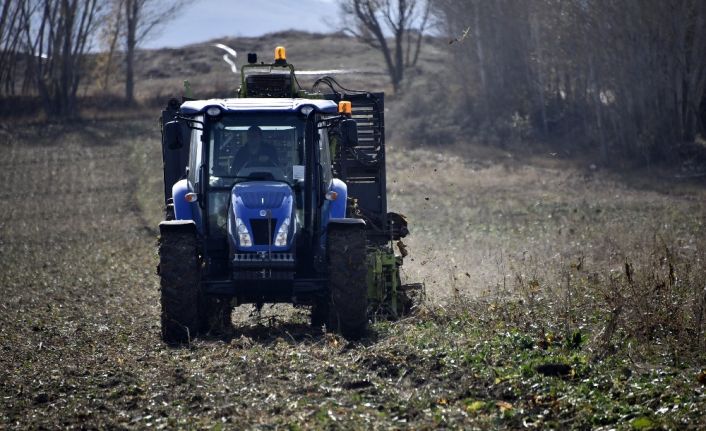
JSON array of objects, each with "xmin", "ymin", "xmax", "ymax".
[
  {"xmin": 327, "ymin": 225, "xmax": 368, "ymax": 339},
  {"xmin": 158, "ymin": 228, "xmax": 200, "ymax": 344}
]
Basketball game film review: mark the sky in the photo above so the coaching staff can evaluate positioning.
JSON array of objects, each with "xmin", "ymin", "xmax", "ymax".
[{"xmin": 144, "ymin": 0, "xmax": 341, "ymax": 49}]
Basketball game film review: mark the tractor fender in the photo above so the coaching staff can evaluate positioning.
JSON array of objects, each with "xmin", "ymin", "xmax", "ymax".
[
  {"xmin": 172, "ymin": 179, "xmax": 193, "ymax": 220},
  {"xmin": 324, "ymin": 218, "xmax": 366, "ymax": 248},
  {"xmin": 327, "ymin": 218, "xmax": 366, "ymax": 227},
  {"xmin": 329, "ymin": 178, "xmax": 348, "ymax": 218},
  {"xmin": 158, "ymin": 219, "xmax": 197, "ymax": 236},
  {"xmin": 171, "ymin": 179, "xmax": 203, "ymax": 233}
]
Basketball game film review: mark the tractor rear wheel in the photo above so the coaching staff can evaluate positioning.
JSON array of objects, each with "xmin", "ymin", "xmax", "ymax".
[
  {"xmin": 326, "ymin": 224, "xmax": 368, "ymax": 339},
  {"xmin": 158, "ymin": 228, "xmax": 200, "ymax": 344}
]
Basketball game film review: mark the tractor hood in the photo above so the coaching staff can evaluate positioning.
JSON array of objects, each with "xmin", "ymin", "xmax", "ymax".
[{"xmin": 227, "ymin": 181, "xmax": 295, "ymax": 252}]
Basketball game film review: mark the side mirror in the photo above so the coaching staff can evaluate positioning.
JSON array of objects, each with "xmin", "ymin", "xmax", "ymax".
[
  {"xmin": 164, "ymin": 120, "xmax": 183, "ymax": 149},
  {"xmin": 340, "ymin": 118, "xmax": 358, "ymax": 148}
]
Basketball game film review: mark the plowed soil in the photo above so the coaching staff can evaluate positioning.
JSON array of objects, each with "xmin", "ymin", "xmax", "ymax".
[{"xmin": 1, "ymin": 119, "xmax": 704, "ymax": 429}]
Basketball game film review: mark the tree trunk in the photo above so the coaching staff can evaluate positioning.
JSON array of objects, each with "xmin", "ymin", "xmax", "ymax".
[
  {"xmin": 472, "ymin": 0, "xmax": 486, "ymax": 98},
  {"xmin": 125, "ymin": 0, "xmax": 138, "ymax": 103},
  {"xmin": 529, "ymin": 9, "xmax": 548, "ymax": 135}
]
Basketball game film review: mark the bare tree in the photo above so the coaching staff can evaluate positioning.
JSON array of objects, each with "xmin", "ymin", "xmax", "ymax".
[
  {"xmin": 122, "ymin": 0, "xmax": 185, "ymax": 103},
  {"xmin": 432, "ymin": 0, "xmax": 706, "ymax": 160},
  {"xmin": 96, "ymin": 0, "xmax": 125, "ymax": 92},
  {"xmin": 13, "ymin": 0, "xmax": 105, "ymax": 117},
  {"xmin": 0, "ymin": 1, "xmax": 33, "ymax": 96},
  {"xmin": 341, "ymin": 0, "xmax": 430, "ymax": 93}
]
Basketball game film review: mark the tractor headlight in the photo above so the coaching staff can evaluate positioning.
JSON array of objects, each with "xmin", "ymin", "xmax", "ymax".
[
  {"xmin": 235, "ymin": 218, "xmax": 252, "ymax": 247},
  {"xmin": 274, "ymin": 217, "xmax": 290, "ymax": 247}
]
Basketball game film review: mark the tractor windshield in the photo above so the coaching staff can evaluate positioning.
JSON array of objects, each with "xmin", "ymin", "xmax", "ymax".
[{"xmin": 208, "ymin": 113, "xmax": 305, "ymax": 188}]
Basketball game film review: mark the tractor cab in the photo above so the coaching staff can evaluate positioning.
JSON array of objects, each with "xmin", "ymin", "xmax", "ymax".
[{"xmin": 164, "ymin": 97, "xmax": 351, "ymax": 283}]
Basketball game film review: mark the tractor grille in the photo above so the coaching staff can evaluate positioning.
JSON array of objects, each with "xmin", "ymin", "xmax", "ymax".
[
  {"xmin": 250, "ymin": 218, "xmax": 277, "ymax": 245},
  {"xmin": 233, "ymin": 253, "xmax": 294, "ymax": 262}
]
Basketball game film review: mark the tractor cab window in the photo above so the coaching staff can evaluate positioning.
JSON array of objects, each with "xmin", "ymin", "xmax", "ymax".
[
  {"xmin": 187, "ymin": 116, "xmax": 203, "ymax": 186},
  {"xmin": 318, "ymin": 126, "xmax": 333, "ymax": 186},
  {"xmin": 208, "ymin": 114, "xmax": 305, "ymax": 188}
]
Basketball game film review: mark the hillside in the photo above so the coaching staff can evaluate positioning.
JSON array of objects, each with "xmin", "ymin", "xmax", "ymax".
[{"xmin": 108, "ymin": 31, "xmax": 445, "ymax": 110}]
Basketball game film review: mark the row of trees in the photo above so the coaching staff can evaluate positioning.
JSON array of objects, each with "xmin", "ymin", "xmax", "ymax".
[
  {"xmin": 0, "ymin": 0, "xmax": 102, "ymax": 117},
  {"xmin": 0, "ymin": 0, "xmax": 182, "ymax": 117},
  {"xmin": 3, "ymin": 0, "xmax": 704, "ymax": 159},
  {"xmin": 431, "ymin": 0, "xmax": 706, "ymax": 159},
  {"xmin": 341, "ymin": 0, "xmax": 430, "ymax": 94},
  {"xmin": 344, "ymin": 0, "xmax": 706, "ymax": 159}
]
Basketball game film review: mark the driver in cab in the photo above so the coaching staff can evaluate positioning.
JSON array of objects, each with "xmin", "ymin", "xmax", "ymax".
[{"xmin": 231, "ymin": 125, "xmax": 280, "ymax": 174}]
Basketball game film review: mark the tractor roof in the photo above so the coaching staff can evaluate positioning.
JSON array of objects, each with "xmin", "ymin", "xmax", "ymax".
[{"xmin": 180, "ymin": 98, "xmax": 338, "ymax": 116}]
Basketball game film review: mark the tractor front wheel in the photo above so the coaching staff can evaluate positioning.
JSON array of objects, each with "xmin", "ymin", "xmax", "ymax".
[
  {"xmin": 326, "ymin": 224, "xmax": 368, "ymax": 339},
  {"xmin": 158, "ymin": 227, "xmax": 200, "ymax": 344}
]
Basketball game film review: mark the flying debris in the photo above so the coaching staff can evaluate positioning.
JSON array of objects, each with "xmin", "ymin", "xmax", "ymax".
[{"xmin": 449, "ymin": 26, "xmax": 471, "ymax": 44}]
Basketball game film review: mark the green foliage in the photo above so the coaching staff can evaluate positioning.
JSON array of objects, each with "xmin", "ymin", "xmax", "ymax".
[{"xmin": 631, "ymin": 416, "xmax": 654, "ymax": 430}]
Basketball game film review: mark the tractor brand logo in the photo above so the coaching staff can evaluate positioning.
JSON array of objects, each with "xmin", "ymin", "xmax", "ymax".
[{"xmin": 259, "ymin": 209, "xmax": 267, "ymax": 217}]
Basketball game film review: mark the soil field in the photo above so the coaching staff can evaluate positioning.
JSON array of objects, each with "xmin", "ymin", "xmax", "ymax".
[{"xmin": 1, "ymin": 119, "xmax": 705, "ymax": 429}]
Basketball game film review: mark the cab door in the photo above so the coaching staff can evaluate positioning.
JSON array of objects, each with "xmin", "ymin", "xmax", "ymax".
[
  {"xmin": 299, "ymin": 111, "xmax": 325, "ymax": 273},
  {"xmin": 160, "ymin": 101, "xmax": 190, "ymax": 205}
]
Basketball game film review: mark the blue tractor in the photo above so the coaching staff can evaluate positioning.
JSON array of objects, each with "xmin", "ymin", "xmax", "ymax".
[{"xmin": 158, "ymin": 47, "xmax": 413, "ymax": 343}]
